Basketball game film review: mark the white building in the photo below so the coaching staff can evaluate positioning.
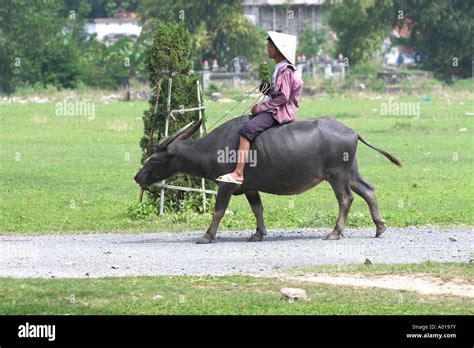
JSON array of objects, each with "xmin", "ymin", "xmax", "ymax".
[
  {"xmin": 243, "ymin": 0, "xmax": 325, "ymax": 35},
  {"xmin": 85, "ymin": 18, "xmax": 142, "ymax": 46}
]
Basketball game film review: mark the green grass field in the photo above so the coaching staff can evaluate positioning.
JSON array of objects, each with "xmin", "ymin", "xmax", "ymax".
[
  {"xmin": 0, "ymin": 89, "xmax": 473, "ymax": 234},
  {"xmin": 0, "ymin": 263, "xmax": 471, "ymax": 314},
  {"xmin": 1, "ymin": 89, "xmax": 472, "ymax": 316}
]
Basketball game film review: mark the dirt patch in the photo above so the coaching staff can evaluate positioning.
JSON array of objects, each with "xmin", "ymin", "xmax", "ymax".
[{"xmin": 280, "ymin": 273, "xmax": 474, "ymax": 298}]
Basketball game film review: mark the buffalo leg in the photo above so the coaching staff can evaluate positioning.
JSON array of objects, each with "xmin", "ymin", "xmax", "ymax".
[
  {"xmin": 350, "ymin": 175, "xmax": 386, "ymax": 237},
  {"xmin": 326, "ymin": 176, "xmax": 354, "ymax": 240},
  {"xmin": 245, "ymin": 191, "xmax": 267, "ymax": 242},
  {"xmin": 196, "ymin": 184, "xmax": 236, "ymax": 244}
]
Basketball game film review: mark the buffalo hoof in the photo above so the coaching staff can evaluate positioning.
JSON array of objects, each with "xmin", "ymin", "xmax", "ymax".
[
  {"xmin": 247, "ymin": 233, "xmax": 264, "ymax": 242},
  {"xmin": 196, "ymin": 235, "xmax": 214, "ymax": 244},
  {"xmin": 324, "ymin": 233, "xmax": 340, "ymax": 240},
  {"xmin": 375, "ymin": 225, "xmax": 387, "ymax": 238}
]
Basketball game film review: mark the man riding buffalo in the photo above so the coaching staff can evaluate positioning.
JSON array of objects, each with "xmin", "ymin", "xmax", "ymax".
[{"xmin": 216, "ymin": 31, "xmax": 303, "ymax": 185}]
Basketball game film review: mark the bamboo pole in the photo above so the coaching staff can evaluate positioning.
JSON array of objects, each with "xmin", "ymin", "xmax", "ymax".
[
  {"xmin": 171, "ymin": 106, "xmax": 206, "ymax": 113},
  {"xmin": 196, "ymin": 80, "xmax": 207, "ymax": 213},
  {"xmin": 152, "ymin": 183, "xmax": 217, "ymax": 195},
  {"xmin": 159, "ymin": 78, "xmax": 173, "ymax": 215},
  {"xmin": 138, "ymin": 78, "xmax": 163, "ymax": 203}
]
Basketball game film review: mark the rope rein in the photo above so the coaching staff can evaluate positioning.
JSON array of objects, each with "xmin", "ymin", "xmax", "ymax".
[{"xmin": 207, "ymin": 85, "xmax": 266, "ymax": 131}]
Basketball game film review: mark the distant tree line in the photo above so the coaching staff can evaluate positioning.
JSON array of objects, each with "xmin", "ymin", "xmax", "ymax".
[
  {"xmin": 0, "ymin": 0, "xmax": 470, "ymax": 95},
  {"xmin": 325, "ymin": 0, "xmax": 472, "ymax": 80},
  {"xmin": 0, "ymin": 0, "xmax": 266, "ymax": 95}
]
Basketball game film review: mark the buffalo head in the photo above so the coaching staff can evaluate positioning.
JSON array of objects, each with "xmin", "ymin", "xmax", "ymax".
[{"xmin": 134, "ymin": 119, "xmax": 202, "ymax": 187}]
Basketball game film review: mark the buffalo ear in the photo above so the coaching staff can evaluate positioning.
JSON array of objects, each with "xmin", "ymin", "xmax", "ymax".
[{"xmin": 166, "ymin": 143, "xmax": 178, "ymax": 156}]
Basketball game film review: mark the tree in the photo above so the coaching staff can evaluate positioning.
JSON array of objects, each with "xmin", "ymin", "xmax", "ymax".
[
  {"xmin": 140, "ymin": 20, "xmax": 211, "ymax": 213},
  {"xmin": 325, "ymin": 0, "xmax": 473, "ymax": 79},
  {"xmin": 395, "ymin": 0, "xmax": 473, "ymax": 79},
  {"xmin": 297, "ymin": 23, "xmax": 327, "ymax": 58},
  {"xmin": 80, "ymin": 38, "xmax": 134, "ymax": 89},
  {"xmin": 0, "ymin": 0, "xmax": 87, "ymax": 94},
  {"xmin": 137, "ymin": 0, "xmax": 266, "ymax": 70},
  {"xmin": 65, "ymin": 0, "xmax": 139, "ymax": 18},
  {"xmin": 325, "ymin": 0, "xmax": 394, "ymax": 66}
]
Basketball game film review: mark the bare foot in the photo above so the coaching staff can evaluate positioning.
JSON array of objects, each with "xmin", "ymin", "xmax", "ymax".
[{"xmin": 230, "ymin": 172, "xmax": 244, "ymax": 182}]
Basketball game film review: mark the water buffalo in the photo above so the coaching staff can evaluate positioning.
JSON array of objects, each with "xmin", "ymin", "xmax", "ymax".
[{"xmin": 134, "ymin": 115, "xmax": 401, "ymax": 244}]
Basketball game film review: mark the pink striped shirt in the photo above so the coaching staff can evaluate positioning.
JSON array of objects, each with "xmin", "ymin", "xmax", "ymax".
[{"xmin": 254, "ymin": 64, "xmax": 303, "ymax": 124}]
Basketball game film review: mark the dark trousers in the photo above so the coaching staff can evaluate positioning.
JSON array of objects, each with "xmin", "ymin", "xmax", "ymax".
[{"xmin": 238, "ymin": 112, "xmax": 279, "ymax": 142}]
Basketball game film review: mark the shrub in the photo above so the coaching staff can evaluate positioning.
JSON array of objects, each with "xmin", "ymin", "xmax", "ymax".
[
  {"xmin": 139, "ymin": 20, "xmax": 215, "ymax": 213},
  {"xmin": 205, "ymin": 82, "xmax": 219, "ymax": 97},
  {"xmin": 127, "ymin": 202, "xmax": 156, "ymax": 220},
  {"xmin": 448, "ymin": 79, "xmax": 474, "ymax": 92},
  {"xmin": 371, "ymin": 78, "xmax": 386, "ymax": 93}
]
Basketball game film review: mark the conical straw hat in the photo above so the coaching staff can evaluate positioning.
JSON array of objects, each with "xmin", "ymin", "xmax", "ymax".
[{"xmin": 268, "ymin": 31, "xmax": 297, "ymax": 65}]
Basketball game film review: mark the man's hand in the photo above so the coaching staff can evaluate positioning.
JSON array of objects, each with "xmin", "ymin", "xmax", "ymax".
[
  {"xmin": 250, "ymin": 104, "xmax": 258, "ymax": 115},
  {"xmin": 259, "ymin": 81, "xmax": 271, "ymax": 96}
]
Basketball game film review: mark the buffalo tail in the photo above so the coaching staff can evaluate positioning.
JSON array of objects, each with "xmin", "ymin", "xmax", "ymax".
[{"xmin": 357, "ymin": 134, "xmax": 402, "ymax": 167}]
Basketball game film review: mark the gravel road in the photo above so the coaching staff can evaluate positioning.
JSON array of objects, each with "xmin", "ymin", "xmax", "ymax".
[{"xmin": 1, "ymin": 227, "xmax": 472, "ymax": 278}]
